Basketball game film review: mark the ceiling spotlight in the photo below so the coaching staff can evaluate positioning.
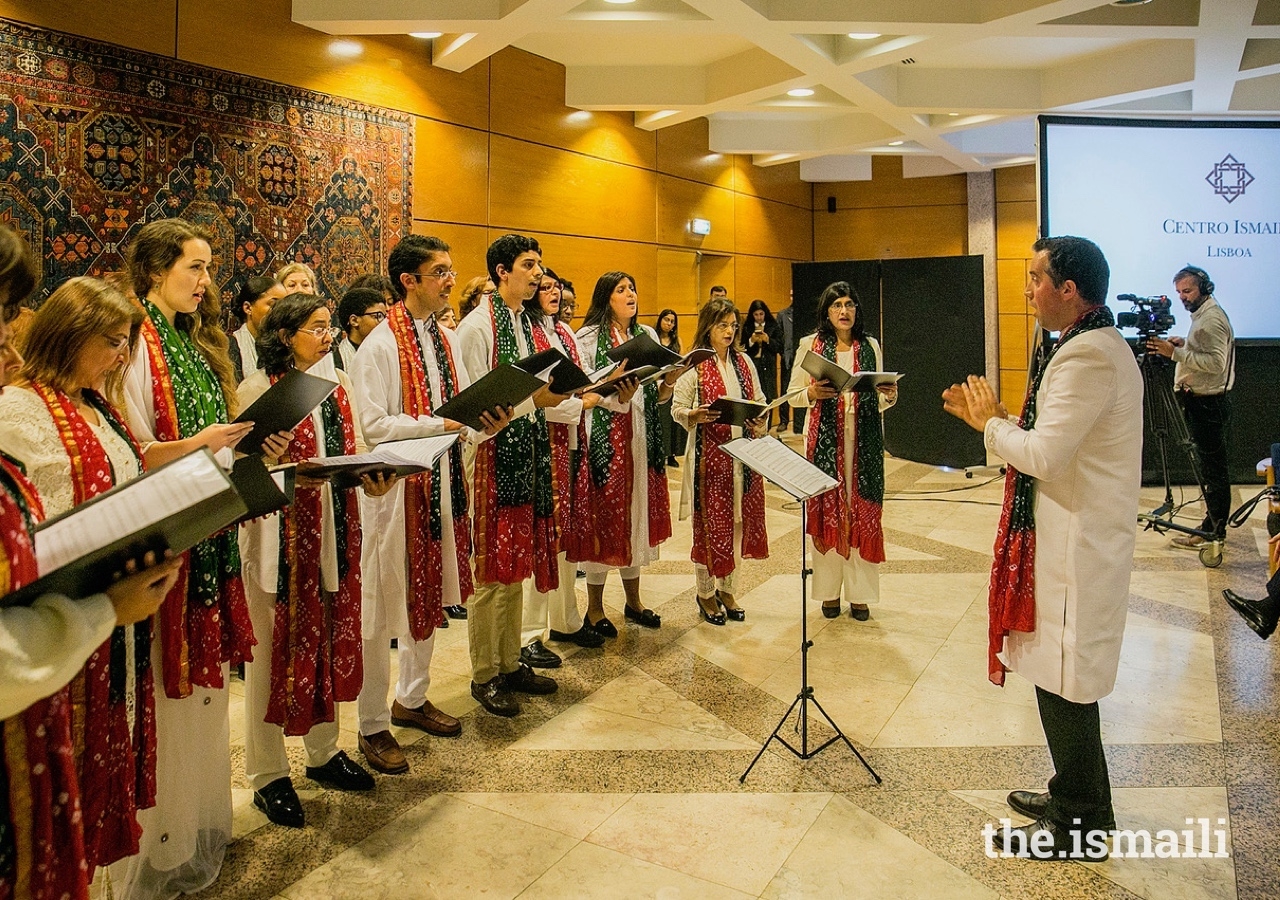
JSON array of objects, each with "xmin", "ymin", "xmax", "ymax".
[
  {"xmin": 948, "ymin": 112, "xmax": 959, "ymax": 117},
  {"xmin": 888, "ymin": 140, "xmax": 904, "ymax": 146},
  {"xmin": 409, "ymin": 31, "xmax": 443, "ymax": 39},
  {"xmin": 603, "ymin": 0, "xmax": 637, "ymax": 4},
  {"xmin": 1109, "ymin": 0, "xmax": 1153, "ymax": 5},
  {"xmin": 787, "ymin": 88, "xmax": 815, "ymax": 97},
  {"xmin": 847, "ymin": 32, "xmax": 881, "ymax": 40}
]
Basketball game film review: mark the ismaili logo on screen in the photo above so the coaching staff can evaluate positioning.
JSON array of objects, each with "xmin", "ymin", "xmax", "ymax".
[{"xmin": 1205, "ymin": 154, "xmax": 1254, "ymax": 203}]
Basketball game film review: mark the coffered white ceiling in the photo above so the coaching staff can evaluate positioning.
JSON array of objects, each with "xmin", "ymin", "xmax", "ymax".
[{"xmin": 293, "ymin": 0, "xmax": 1280, "ymax": 179}]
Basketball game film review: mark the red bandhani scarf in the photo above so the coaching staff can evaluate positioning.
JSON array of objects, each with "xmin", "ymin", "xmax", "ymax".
[
  {"xmin": 986, "ymin": 303, "xmax": 1115, "ymax": 686},
  {"xmin": 526, "ymin": 316, "xmax": 576, "ymax": 582},
  {"xmin": 386, "ymin": 304, "xmax": 473, "ymax": 640},
  {"xmin": 1, "ymin": 454, "xmax": 90, "ymax": 900},
  {"xmin": 267, "ymin": 378, "xmax": 363, "ymax": 735},
  {"xmin": 27, "ymin": 383, "xmax": 155, "ymax": 876},
  {"xmin": 567, "ymin": 325, "xmax": 636, "ymax": 567},
  {"xmin": 137, "ymin": 316, "xmax": 254, "ymax": 698},
  {"xmin": 691, "ymin": 352, "xmax": 768, "ymax": 577},
  {"xmin": 804, "ymin": 334, "xmax": 885, "ymax": 563}
]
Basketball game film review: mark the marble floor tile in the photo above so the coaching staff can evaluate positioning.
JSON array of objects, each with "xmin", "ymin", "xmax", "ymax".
[
  {"xmin": 762, "ymin": 794, "xmax": 1001, "ymax": 899},
  {"xmin": 875, "ymin": 572, "xmax": 990, "ymax": 640},
  {"xmin": 873, "ymin": 681, "xmax": 1046, "ymax": 748},
  {"xmin": 449, "ymin": 792, "xmax": 632, "ymax": 840},
  {"xmin": 279, "ymin": 793, "xmax": 578, "ymax": 900},
  {"xmin": 804, "ymin": 625, "xmax": 948, "ymax": 686},
  {"xmin": 909, "ymin": 638, "xmax": 1039, "ymax": 709},
  {"xmin": 755, "ymin": 664, "xmax": 914, "ymax": 747},
  {"xmin": 516, "ymin": 842, "xmax": 756, "ymax": 900},
  {"xmin": 584, "ymin": 792, "xmax": 831, "ymax": 895},
  {"xmin": 1129, "ymin": 570, "xmax": 1212, "ymax": 615},
  {"xmin": 508, "ymin": 668, "xmax": 758, "ymax": 751}
]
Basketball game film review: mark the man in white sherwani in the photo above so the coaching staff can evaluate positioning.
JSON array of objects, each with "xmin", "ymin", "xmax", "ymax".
[{"xmin": 945, "ymin": 236, "xmax": 1143, "ymax": 859}]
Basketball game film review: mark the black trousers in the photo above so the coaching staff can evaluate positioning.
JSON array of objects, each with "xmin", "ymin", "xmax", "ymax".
[
  {"xmin": 1036, "ymin": 686, "xmax": 1114, "ymax": 830},
  {"xmin": 1179, "ymin": 392, "xmax": 1232, "ymax": 539}
]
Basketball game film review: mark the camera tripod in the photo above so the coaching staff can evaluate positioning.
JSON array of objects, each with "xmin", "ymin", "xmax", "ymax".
[{"xmin": 1133, "ymin": 347, "xmax": 1223, "ymax": 568}]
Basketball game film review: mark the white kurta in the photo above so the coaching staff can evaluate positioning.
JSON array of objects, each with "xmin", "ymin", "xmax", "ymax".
[
  {"xmin": 575, "ymin": 323, "xmax": 665, "ymax": 571},
  {"xmin": 346, "ymin": 317, "xmax": 473, "ymax": 638},
  {"xmin": 984, "ymin": 326, "xmax": 1143, "ymax": 704},
  {"xmin": 115, "ymin": 338, "xmax": 234, "ymax": 900}
]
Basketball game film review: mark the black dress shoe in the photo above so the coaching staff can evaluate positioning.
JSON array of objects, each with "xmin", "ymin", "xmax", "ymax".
[
  {"xmin": 305, "ymin": 751, "xmax": 374, "ymax": 792},
  {"xmin": 471, "ymin": 677, "xmax": 521, "ymax": 717},
  {"xmin": 437, "ymin": 616, "xmax": 449, "ymax": 628},
  {"xmin": 624, "ymin": 604, "xmax": 661, "ymax": 628},
  {"xmin": 549, "ymin": 626, "xmax": 606, "ymax": 648},
  {"xmin": 253, "ymin": 777, "xmax": 304, "ymax": 828},
  {"xmin": 503, "ymin": 663, "xmax": 558, "ymax": 695},
  {"xmin": 1006, "ymin": 790, "xmax": 1050, "ymax": 819},
  {"xmin": 1223, "ymin": 590, "xmax": 1278, "ymax": 640},
  {"xmin": 444, "ymin": 604, "xmax": 468, "ymax": 620},
  {"xmin": 821, "ymin": 602, "xmax": 840, "ymax": 619},
  {"xmin": 520, "ymin": 639, "xmax": 563, "ymax": 669},
  {"xmin": 996, "ymin": 815, "xmax": 1112, "ymax": 861},
  {"xmin": 717, "ymin": 596, "xmax": 745, "ymax": 622},
  {"xmin": 584, "ymin": 613, "xmax": 617, "ymax": 638},
  {"xmin": 696, "ymin": 597, "xmax": 726, "ymax": 626},
  {"xmin": 850, "ymin": 604, "xmax": 871, "ymax": 621}
]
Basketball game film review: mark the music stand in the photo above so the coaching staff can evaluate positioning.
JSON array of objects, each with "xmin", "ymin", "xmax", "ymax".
[{"xmin": 719, "ymin": 437, "xmax": 881, "ymax": 785}]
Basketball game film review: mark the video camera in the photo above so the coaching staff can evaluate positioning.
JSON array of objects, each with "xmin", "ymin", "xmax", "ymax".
[{"xmin": 1115, "ymin": 294, "xmax": 1176, "ymax": 338}]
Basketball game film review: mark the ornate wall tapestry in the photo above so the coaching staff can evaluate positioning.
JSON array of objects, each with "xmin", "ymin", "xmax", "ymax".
[{"xmin": 0, "ymin": 18, "xmax": 413, "ymax": 305}]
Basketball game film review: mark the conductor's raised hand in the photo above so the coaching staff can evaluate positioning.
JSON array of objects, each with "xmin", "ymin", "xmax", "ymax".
[
  {"xmin": 943, "ymin": 375, "xmax": 1006, "ymax": 432},
  {"xmin": 478, "ymin": 403, "xmax": 515, "ymax": 436}
]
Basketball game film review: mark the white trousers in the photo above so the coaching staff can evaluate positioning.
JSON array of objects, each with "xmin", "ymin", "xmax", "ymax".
[
  {"xmin": 356, "ymin": 622, "xmax": 436, "ymax": 735},
  {"xmin": 809, "ymin": 538, "xmax": 880, "ymax": 605},
  {"xmin": 243, "ymin": 582, "xmax": 340, "ymax": 791},
  {"xmin": 521, "ymin": 552, "xmax": 583, "ymax": 646},
  {"xmin": 583, "ymin": 564, "xmax": 642, "ymax": 585}
]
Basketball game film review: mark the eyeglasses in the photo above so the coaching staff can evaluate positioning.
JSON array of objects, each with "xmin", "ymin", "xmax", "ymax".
[
  {"xmin": 298, "ymin": 326, "xmax": 342, "ymax": 340},
  {"xmin": 414, "ymin": 269, "xmax": 457, "ymax": 281},
  {"xmin": 829, "ymin": 301, "xmax": 858, "ymax": 311},
  {"xmin": 713, "ymin": 321, "xmax": 739, "ymax": 332},
  {"xmin": 102, "ymin": 333, "xmax": 130, "ymax": 352},
  {"xmin": 538, "ymin": 283, "xmax": 562, "ymax": 293},
  {"xmin": 361, "ymin": 311, "xmax": 387, "ymax": 322}
]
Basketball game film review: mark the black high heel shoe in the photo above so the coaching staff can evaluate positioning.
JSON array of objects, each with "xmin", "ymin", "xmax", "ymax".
[
  {"xmin": 696, "ymin": 597, "xmax": 726, "ymax": 626},
  {"xmin": 717, "ymin": 594, "xmax": 745, "ymax": 622}
]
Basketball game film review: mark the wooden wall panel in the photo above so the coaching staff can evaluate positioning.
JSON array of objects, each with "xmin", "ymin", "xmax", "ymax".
[
  {"xmin": 734, "ymin": 158, "xmax": 812, "ymax": 208},
  {"xmin": 996, "ymin": 200, "xmax": 1037, "ymax": 260},
  {"xmin": 700, "ymin": 255, "xmax": 735, "ymax": 302},
  {"xmin": 0, "ymin": 0, "xmax": 177, "ymax": 56},
  {"xmin": 413, "ymin": 118, "xmax": 488, "ymax": 225},
  {"xmin": 998, "ymin": 314, "xmax": 1030, "ymax": 371},
  {"xmin": 488, "ymin": 136, "xmax": 656, "ymax": 244},
  {"xmin": 176, "ymin": 0, "xmax": 489, "ymax": 129},
  {"xmin": 409, "ymin": 221, "xmax": 491, "ymax": 287},
  {"xmin": 656, "ymin": 175, "xmax": 735, "ymax": 253},
  {"xmin": 735, "ymin": 195, "xmax": 812, "ymax": 261},
  {"xmin": 508, "ymin": 232, "xmax": 657, "ymax": 312},
  {"xmin": 997, "ymin": 258, "xmax": 1028, "ymax": 313},
  {"xmin": 655, "ymin": 248, "xmax": 701, "ymax": 320},
  {"xmin": 733, "ymin": 255, "xmax": 792, "ymax": 310},
  {"xmin": 489, "ymin": 49, "xmax": 655, "ymax": 170},
  {"xmin": 814, "ymin": 206, "xmax": 968, "ymax": 261},
  {"xmin": 655, "ymin": 119, "xmax": 734, "ymax": 189},
  {"xmin": 996, "ymin": 163, "xmax": 1037, "ymax": 203}
]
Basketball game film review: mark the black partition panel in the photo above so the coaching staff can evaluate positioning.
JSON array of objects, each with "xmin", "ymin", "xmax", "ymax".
[
  {"xmin": 880, "ymin": 257, "xmax": 986, "ymax": 469},
  {"xmin": 791, "ymin": 256, "xmax": 986, "ymax": 470}
]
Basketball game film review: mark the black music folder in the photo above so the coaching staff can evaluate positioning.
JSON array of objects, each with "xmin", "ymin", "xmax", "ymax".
[
  {"xmin": 297, "ymin": 435, "xmax": 460, "ymax": 490},
  {"xmin": 706, "ymin": 394, "xmax": 796, "ymax": 429},
  {"xmin": 229, "ymin": 455, "xmax": 295, "ymax": 523},
  {"xmin": 515, "ymin": 348, "xmax": 594, "ymax": 395},
  {"xmin": 433, "ymin": 365, "xmax": 547, "ymax": 431},
  {"xmin": 233, "ymin": 369, "xmax": 339, "ymax": 455},
  {"xmin": 4, "ymin": 449, "xmax": 247, "ymax": 607},
  {"xmin": 606, "ymin": 331, "xmax": 680, "ymax": 369},
  {"xmin": 799, "ymin": 349, "xmax": 901, "ymax": 393}
]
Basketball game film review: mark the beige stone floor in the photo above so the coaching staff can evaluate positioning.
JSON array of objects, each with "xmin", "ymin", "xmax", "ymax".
[{"xmin": 200, "ymin": 443, "xmax": 1278, "ymax": 900}]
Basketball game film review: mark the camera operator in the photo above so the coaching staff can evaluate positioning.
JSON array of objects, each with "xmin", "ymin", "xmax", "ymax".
[{"xmin": 1146, "ymin": 265, "xmax": 1235, "ymax": 548}]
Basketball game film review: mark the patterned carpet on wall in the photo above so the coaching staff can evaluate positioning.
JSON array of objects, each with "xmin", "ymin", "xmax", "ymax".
[{"xmin": 0, "ymin": 18, "xmax": 412, "ymax": 304}]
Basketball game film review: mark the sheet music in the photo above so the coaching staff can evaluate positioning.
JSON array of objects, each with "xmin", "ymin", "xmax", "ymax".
[
  {"xmin": 35, "ymin": 451, "xmax": 230, "ymax": 575},
  {"xmin": 312, "ymin": 434, "xmax": 459, "ymax": 470},
  {"xmin": 721, "ymin": 436, "xmax": 838, "ymax": 500}
]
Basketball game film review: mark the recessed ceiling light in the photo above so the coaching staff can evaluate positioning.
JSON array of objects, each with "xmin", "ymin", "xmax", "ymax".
[
  {"xmin": 409, "ymin": 32, "xmax": 443, "ymax": 39},
  {"xmin": 847, "ymin": 32, "xmax": 881, "ymax": 40},
  {"xmin": 603, "ymin": 0, "xmax": 636, "ymax": 4},
  {"xmin": 1109, "ymin": 0, "xmax": 1153, "ymax": 5},
  {"xmin": 948, "ymin": 112, "xmax": 959, "ymax": 117},
  {"xmin": 787, "ymin": 88, "xmax": 815, "ymax": 97},
  {"xmin": 888, "ymin": 140, "xmax": 904, "ymax": 146}
]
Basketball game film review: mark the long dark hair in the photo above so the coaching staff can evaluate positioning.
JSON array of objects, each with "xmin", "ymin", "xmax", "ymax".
[
  {"xmin": 235, "ymin": 275, "xmax": 280, "ymax": 325},
  {"xmin": 256, "ymin": 293, "xmax": 329, "ymax": 376},
  {"xmin": 582, "ymin": 271, "xmax": 637, "ymax": 333},
  {"xmin": 814, "ymin": 281, "xmax": 865, "ymax": 343},
  {"xmin": 691, "ymin": 298, "xmax": 739, "ymax": 353},
  {"xmin": 655, "ymin": 308, "xmax": 681, "ymax": 354}
]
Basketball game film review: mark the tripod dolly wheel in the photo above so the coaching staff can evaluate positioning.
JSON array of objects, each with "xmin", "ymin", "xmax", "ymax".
[{"xmin": 1199, "ymin": 542, "xmax": 1223, "ymax": 568}]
